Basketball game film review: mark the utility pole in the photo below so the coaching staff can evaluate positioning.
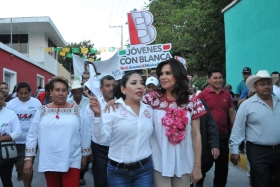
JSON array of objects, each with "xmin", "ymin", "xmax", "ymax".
[
  {"xmin": 109, "ymin": 25, "xmax": 123, "ymax": 49},
  {"xmin": 10, "ymin": 18, "xmax": 12, "ymax": 48}
]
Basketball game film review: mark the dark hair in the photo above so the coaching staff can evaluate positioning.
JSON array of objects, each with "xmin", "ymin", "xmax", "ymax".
[
  {"xmin": 113, "ymin": 82, "xmax": 123, "ymax": 99},
  {"xmin": 49, "ymin": 76, "xmax": 68, "ymax": 91},
  {"xmin": 17, "ymin": 82, "xmax": 31, "ymax": 92},
  {"xmin": 12, "ymin": 85, "xmax": 17, "ymax": 94},
  {"xmin": 156, "ymin": 58, "xmax": 190, "ymax": 106},
  {"xmin": 113, "ymin": 71, "xmax": 140, "ymax": 100},
  {"xmin": 271, "ymin": 71, "xmax": 280, "ymax": 76},
  {"xmin": 44, "ymin": 83, "xmax": 50, "ymax": 92},
  {"xmin": 38, "ymin": 85, "xmax": 42, "ymax": 89},
  {"xmin": 224, "ymin": 84, "xmax": 232, "ymax": 89},
  {"xmin": 208, "ymin": 68, "xmax": 222, "ymax": 78},
  {"xmin": 0, "ymin": 82, "xmax": 8, "ymax": 87},
  {"xmin": 100, "ymin": 75, "xmax": 115, "ymax": 86}
]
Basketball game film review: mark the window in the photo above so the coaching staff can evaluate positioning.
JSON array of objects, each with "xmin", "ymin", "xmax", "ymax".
[
  {"xmin": 4, "ymin": 75, "xmax": 10, "ymax": 88},
  {"xmin": 0, "ymin": 34, "xmax": 28, "ymax": 55},
  {"xmin": 48, "ymin": 39, "xmax": 57, "ymax": 59},
  {"xmin": 3, "ymin": 68, "xmax": 17, "ymax": 94},
  {"xmin": 37, "ymin": 74, "xmax": 44, "ymax": 89}
]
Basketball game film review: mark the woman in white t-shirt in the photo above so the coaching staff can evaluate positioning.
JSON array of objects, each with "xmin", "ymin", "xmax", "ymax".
[
  {"xmin": 0, "ymin": 89, "xmax": 22, "ymax": 187},
  {"xmin": 6, "ymin": 82, "xmax": 41, "ymax": 187},
  {"xmin": 86, "ymin": 72, "xmax": 154, "ymax": 187}
]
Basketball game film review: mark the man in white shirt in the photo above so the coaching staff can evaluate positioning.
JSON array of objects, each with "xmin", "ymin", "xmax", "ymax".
[
  {"xmin": 68, "ymin": 80, "xmax": 89, "ymax": 111},
  {"xmin": 271, "ymin": 71, "xmax": 280, "ymax": 97},
  {"xmin": 85, "ymin": 75, "xmax": 116, "ymax": 187},
  {"xmin": 67, "ymin": 80, "xmax": 90, "ymax": 185},
  {"xmin": 230, "ymin": 70, "xmax": 280, "ymax": 187}
]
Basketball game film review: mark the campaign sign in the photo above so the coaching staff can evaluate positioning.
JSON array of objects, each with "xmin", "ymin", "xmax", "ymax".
[
  {"xmin": 118, "ymin": 43, "xmax": 172, "ymax": 71},
  {"xmin": 175, "ymin": 56, "xmax": 187, "ymax": 70},
  {"xmin": 127, "ymin": 11, "xmax": 157, "ymax": 45}
]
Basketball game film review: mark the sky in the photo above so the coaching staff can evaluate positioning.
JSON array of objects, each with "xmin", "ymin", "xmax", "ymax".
[{"xmin": 1, "ymin": 0, "xmax": 149, "ymax": 49}]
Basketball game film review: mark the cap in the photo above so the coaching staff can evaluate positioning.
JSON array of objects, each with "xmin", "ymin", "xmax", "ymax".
[
  {"xmin": 242, "ymin": 67, "xmax": 251, "ymax": 73},
  {"xmin": 145, "ymin": 77, "xmax": 159, "ymax": 86}
]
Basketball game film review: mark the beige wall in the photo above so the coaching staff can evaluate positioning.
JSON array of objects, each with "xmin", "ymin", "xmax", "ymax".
[{"xmin": 57, "ymin": 63, "xmax": 71, "ymax": 81}]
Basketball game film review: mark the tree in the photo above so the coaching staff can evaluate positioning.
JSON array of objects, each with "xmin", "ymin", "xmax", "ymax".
[
  {"xmin": 58, "ymin": 40, "xmax": 100, "ymax": 74},
  {"xmin": 148, "ymin": 0, "xmax": 232, "ymax": 73}
]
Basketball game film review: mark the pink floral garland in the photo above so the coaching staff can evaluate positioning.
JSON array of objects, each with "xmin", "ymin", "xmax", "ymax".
[{"xmin": 161, "ymin": 106, "xmax": 188, "ymax": 145}]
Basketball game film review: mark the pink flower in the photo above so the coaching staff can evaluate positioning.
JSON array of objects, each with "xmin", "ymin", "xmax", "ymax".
[
  {"xmin": 162, "ymin": 118, "xmax": 174, "ymax": 126},
  {"xmin": 161, "ymin": 106, "xmax": 189, "ymax": 145}
]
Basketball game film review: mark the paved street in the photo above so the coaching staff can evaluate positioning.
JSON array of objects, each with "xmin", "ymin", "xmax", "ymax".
[{"xmin": 10, "ymin": 156, "xmax": 250, "ymax": 187}]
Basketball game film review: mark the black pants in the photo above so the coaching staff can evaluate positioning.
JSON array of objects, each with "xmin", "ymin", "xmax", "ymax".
[
  {"xmin": 191, "ymin": 134, "xmax": 228, "ymax": 187},
  {"xmin": 91, "ymin": 141, "xmax": 109, "ymax": 187},
  {"xmin": 191, "ymin": 150, "xmax": 214, "ymax": 187},
  {"xmin": 80, "ymin": 162, "xmax": 89, "ymax": 179},
  {"xmin": 0, "ymin": 163, "xmax": 14, "ymax": 187},
  {"xmin": 246, "ymin": 141, "xmax": 280, "ymax": 187},
  {"xmin": 213, "ymin": 134, "xmax": 229, "ymax": 187}
]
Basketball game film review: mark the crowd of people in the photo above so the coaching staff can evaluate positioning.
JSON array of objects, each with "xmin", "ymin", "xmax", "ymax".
[{"xmin": 0, "ymin": 59, "xmax": 279, "ymax": 187}]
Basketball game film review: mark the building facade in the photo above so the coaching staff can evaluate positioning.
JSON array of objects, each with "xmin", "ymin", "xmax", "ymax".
[
  {"xmin": 0, "ymin": 16, "xmax": 70, "ymax": 94},
  {"xmin": 222, "ymin": 0, "xmax": 280, "ymax": 91}
]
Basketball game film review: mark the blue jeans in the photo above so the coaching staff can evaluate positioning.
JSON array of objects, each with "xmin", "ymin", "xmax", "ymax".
[{"xmin": 107, "ymin": 159, "xmax": 153, "ymax": 187}]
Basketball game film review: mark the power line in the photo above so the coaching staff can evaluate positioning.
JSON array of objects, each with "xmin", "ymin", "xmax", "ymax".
[
  {"xmin": 118, "ymin": 0, "xmax": 129, "ymax": 25},
  {"xmin": 109, "ymin": 0, "xmax": 115, "ymax": 25},
  {"xmin": 109, "ymin": 25, "xmax": 123, "ymax": 48}
]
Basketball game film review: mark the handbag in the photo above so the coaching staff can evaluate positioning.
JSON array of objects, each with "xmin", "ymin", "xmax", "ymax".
[{"xmin": 0, "ymin": 141, "xmax": 18, "ymax": 165}]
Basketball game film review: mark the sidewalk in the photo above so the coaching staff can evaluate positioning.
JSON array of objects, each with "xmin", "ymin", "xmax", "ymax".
[{"xmin": 11, "ymin": 156, "xmax": 250, "ymax": 187}]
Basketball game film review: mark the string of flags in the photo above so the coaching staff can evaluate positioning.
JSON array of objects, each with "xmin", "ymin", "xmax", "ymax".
[
  {"xmin": 43, "ymin": 47, "xmax": 119, "ymax": 59},
  {"xmin": 43, "ymin": 47, "xmax": 99, "ymax": 59}
]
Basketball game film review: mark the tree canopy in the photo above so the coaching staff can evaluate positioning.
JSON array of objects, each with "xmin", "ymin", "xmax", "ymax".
[
  {"xmin": 59, "ymin": 40, "xmax": 100, "ymax": 74},
  {"xmin": 148, "ymin": 0, "xmax": 232, "ymax": 73}
]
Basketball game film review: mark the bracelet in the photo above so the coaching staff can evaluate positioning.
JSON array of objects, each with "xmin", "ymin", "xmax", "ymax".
[{"xmin": 24, "ymin": 158, "xmax": 32, "ymax": 162}]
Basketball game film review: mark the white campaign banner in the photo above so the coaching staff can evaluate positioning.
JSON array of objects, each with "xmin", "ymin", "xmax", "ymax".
[
  {"xmin": 72, "ymin": 52, "xmax": 124, "ymax": 82},
  {"xmin": 117, "ymin": 43, "xmax": 172, "ymax": 71}
]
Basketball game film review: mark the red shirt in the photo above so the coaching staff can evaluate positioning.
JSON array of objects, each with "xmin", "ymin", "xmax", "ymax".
[
  {"xmin": 198, "ymin": 87, "xmax": 234, "ymax": 134},
  {"xmin": 38, "ymin": 92, "xmax": 46, "ymax": 104}
]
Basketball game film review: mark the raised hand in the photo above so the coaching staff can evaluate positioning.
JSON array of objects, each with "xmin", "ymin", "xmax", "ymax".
[{"xmin": 84, "ymin": 91, "xmax": 101, "ymax": 117}]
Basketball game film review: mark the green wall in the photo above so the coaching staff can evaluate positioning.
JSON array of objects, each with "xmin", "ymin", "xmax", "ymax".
[{"xmin": 224, "ymin": 0, "xmax": 280, "ymax": 93}]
